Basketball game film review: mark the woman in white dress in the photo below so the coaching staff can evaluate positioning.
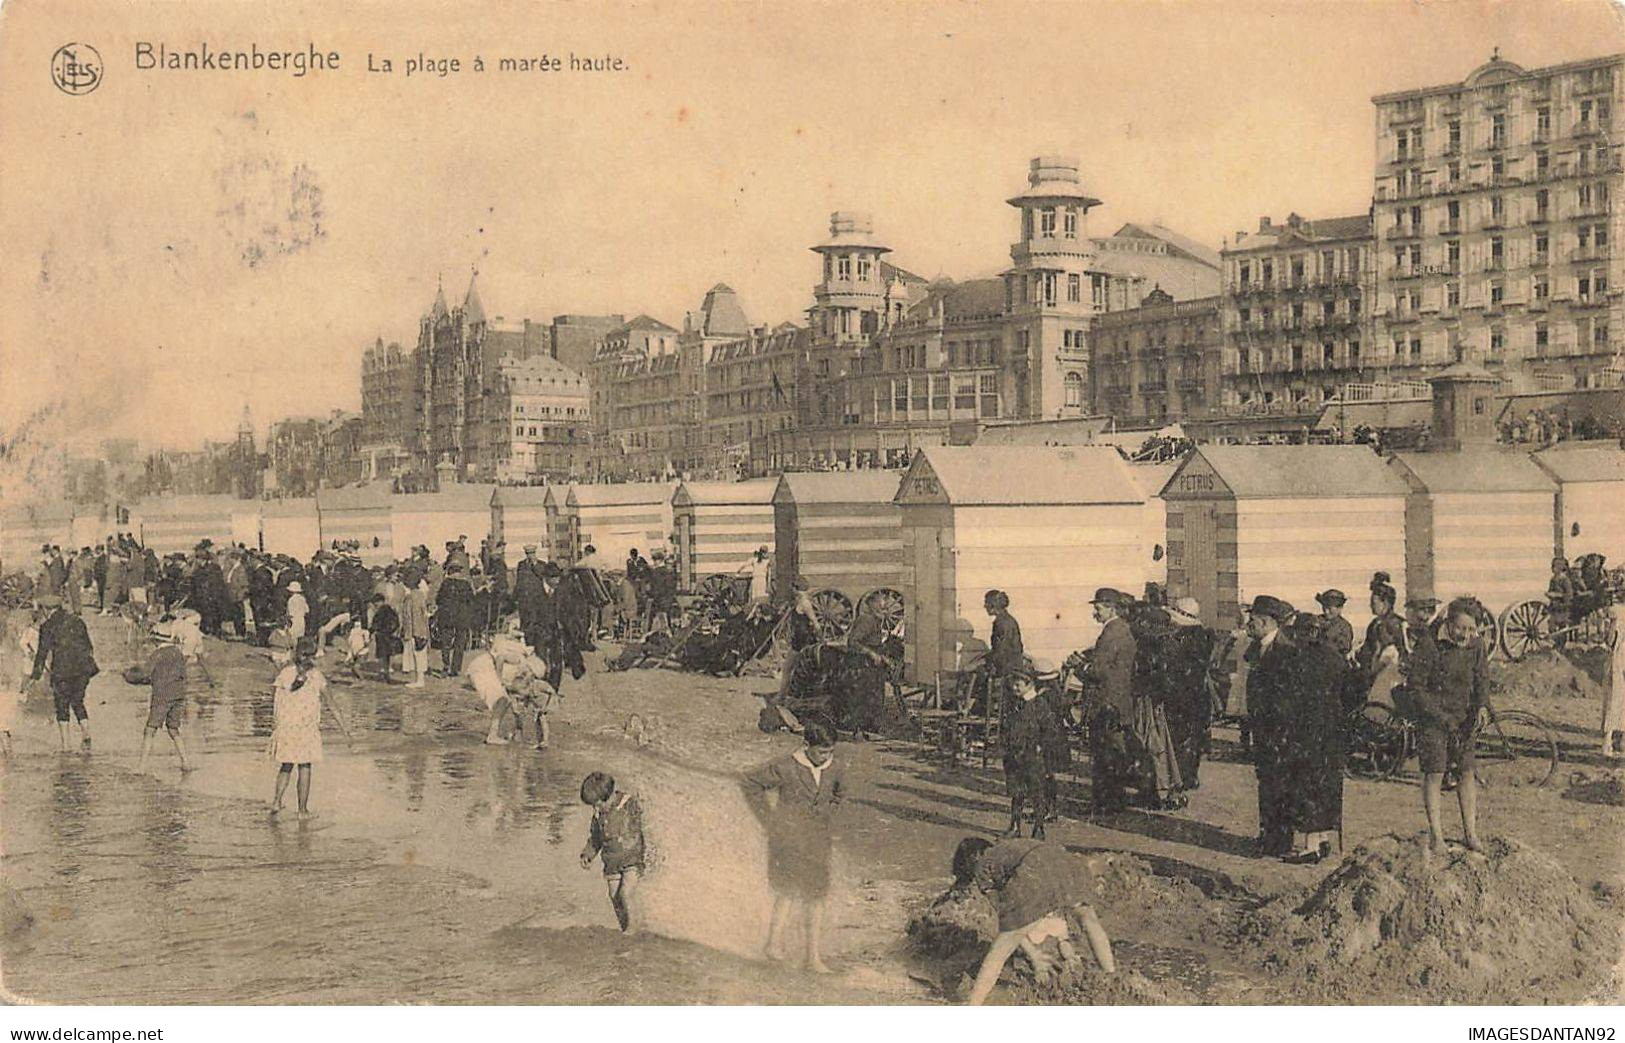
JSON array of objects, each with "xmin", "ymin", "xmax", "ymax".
[{"xmin": 269, "ymin": 639, "xmax": 327, "ymax": 818}]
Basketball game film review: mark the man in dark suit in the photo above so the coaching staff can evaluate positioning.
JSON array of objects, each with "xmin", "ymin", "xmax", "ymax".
[
  {"xmin": 1244, "ymin": 594, "xmax": 1298, "ymax": 857},
  {"xmin": 434, "ymin": 564, "xmax": 477, "ymax": 676},
  {"xmin": 1083, "ymin": 587, "xmax": 1137, "ymax": 814},
  {"xmin": 31, "ymin": 594, "xmax": 98, "ymax": 751}
]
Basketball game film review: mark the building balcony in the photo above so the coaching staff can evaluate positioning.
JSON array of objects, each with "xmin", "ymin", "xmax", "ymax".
[
  {"xmin": 1575, "ymin": 293, "xmax": 1610, "ymax": 308},
  {"xmin": 1571, "ymin": 246, "xmax": 1612, "ymax": 263},
  {"xmin": 1388, "ymin": 225, "xmax": 1422, "ymax": 241}
]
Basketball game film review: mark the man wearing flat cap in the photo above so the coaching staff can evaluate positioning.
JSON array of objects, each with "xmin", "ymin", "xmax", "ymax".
[
  {"xmin": 1081, "ymin": 588, "xmax": 1137, "ymax": 814},
  {"xmin": 1244, "ymin": 594, "xmax": 1297, "ymax": 856},
  {"xmin": 1315, "ymin": 589, "xmax": 1354, "ymax": 659}
]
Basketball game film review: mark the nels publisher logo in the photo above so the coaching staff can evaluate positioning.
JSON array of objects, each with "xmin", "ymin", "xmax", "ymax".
[{"xmin": 51, "ymin": 42, "xmax": 103, "ymax": 95}]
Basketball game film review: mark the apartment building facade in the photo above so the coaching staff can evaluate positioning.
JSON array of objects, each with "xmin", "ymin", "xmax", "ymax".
[
  {"xmin": 1371, "ymin": 51, "xmax": 1622, "ymax": 387},
  {"xmin": 1091, "ymin": 289, "xmax": 1224, "ymax": 424}
]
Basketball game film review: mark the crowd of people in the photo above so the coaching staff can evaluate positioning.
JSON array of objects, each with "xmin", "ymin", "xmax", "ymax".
[{"xmin": 975, "ymin": 570, "xmax": 1538, "ymax": 863}]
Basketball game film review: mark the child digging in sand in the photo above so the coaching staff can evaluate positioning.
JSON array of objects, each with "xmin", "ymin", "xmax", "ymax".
[{"xmin": 579, "ymin": 771, "xmax": 646, "ymax": 933}]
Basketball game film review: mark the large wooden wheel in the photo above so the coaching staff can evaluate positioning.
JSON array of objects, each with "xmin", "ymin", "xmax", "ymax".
[
  {"xmin": 809, "ymin": 588, "xmax": 853, "ymax": 639},
  {"xmin": 1498, "ymin": 599, "xmax": 1551, "ymax": 661},
  {"xmin": 699, "ymin": 573, "xmax": 746, "ymax": 612},
  {"xmin": 858, "ymin": 588, "xmax": 906, "ymax": 637}
]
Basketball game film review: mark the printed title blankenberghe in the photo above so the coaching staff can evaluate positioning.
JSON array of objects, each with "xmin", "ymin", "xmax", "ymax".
[{"xmin": 134, "ymin": 43, "xmax": 340, "ymax": 76}]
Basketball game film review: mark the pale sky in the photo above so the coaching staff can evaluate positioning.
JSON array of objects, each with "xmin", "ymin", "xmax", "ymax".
[{"xmin": 1, "ymin": 0, "xmax": 1621, "ymax": 455}]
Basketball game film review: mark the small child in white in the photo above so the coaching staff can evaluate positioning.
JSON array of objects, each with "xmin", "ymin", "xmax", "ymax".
[{"xmin": 579, "ymin": 772, "xmax": 646, "ymax": 933}]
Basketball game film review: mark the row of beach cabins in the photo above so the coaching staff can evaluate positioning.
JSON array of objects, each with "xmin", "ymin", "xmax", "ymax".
[{"xmin": 4, "ymin": 441, "xmax": 1622, "ymax": 683}]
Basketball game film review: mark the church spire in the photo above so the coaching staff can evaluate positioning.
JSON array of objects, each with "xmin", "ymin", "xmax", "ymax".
[
  {"xmin": 431, "ymin": 272, "xmax": 449, "ymax": 320},
  {"xmin": 462, "ymin": 268, "xmax": 486, "ymax": 326}
]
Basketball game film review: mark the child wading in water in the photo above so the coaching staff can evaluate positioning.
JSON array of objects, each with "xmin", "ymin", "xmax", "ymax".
[
  {"xmin": 744, "ymin": 720, "xmax": 844, "ymax": 973},
  {"xmin": 579, "ymin": 772, "xmax": 646, "ymax": 933},
  {"xmin": 268, "ymin": 638, "xmax": 338, "ymax": 818}
]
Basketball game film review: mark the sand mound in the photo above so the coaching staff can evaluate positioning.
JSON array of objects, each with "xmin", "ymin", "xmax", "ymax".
[
  {"xmin": 1241, "ymin": 832, "xmax": 1617, "ymax": 1004},
  {"xmin": 1490, "ymin": 650, "xmax": 1603, "ymax": 704}
]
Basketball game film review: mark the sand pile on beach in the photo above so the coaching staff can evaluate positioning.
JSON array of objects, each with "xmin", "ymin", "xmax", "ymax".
[{"xmin": 1240, "ymin": 832, "xmax": 1617, "ymax": 1004}]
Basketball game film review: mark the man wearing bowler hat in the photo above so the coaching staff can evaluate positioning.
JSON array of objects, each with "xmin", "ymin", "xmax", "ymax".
[
  {"xmin": 1244, "ymin": 594, "xmax": 1297, "ymax": 856},
  {"xmin": 1081, "ymin": 587, "xmax": 1137, "ymax": 814}
]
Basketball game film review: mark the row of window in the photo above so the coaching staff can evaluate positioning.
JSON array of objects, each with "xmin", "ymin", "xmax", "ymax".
[
  {"xmin": 825, "ymin": 254, "xmax": 876, "ymax": 282},
  {"xmin": 1388, "ymin": 268, "xmax": 1611, "ymax": 313},
  {"xmin": 1006, "ymin": 271, "xmax": 1109, "ymax": 309},
  {"xmin": 1392, "ymin": 97, "xmax": 1613, "ymax": 160},
  {"xmin": 1388, "ymin": 181, "xmax": 1612, "ymax": 235},
  {"xmin": 870, "ymin": 374, "xmax": 1001, "ymax": 421},
  {"xmin": 513, "ymin": 404, "xmax": 582, "ymax": 418},
  {"xmin": 1020, "ymin": 205, "xmax": 1083, "ymax": 241},
  {"xmin": 1234, "ymin": 248, "xmax": 1365, "ymax": 288}
]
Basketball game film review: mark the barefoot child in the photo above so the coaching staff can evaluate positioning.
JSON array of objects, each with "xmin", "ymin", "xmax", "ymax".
[
  {"xmin": 136, "ymin": 621, "xmax": 194, "ymax": 773},
  {"xmin": 468, "ymin": 624, "xmax": 551, "ymax": 747},
  {"xmin": 952, "ymin": 836, "xmax": 1117, "ymax": 1005},
  {"xmin": 578, "ymin": 771, "xmax": 646, "ymax": 933},
  {"xmin": 744, "ymin": 721, "xmax": 843, "ymax": 973},
  {"xmin": 268, "ymin": 639, "xmax": 332, "ymax": 818}
]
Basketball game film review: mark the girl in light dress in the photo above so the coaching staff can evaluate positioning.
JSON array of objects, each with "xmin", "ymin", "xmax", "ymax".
[
  {"xmin": 269, "ymin": 638, "xmax": 342, "ymax": 818},
  {"xmin": 0, "ymin": 610, "xmax": 39, "ymax": 756}
]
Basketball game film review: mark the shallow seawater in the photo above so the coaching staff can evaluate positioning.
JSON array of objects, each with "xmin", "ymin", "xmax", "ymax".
[{"xmin": 0, "ymin": 637, "xmax": 893, "ymax": 1005}]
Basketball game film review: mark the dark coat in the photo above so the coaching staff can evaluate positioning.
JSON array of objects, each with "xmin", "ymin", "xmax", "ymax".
[
  {"xmin": 1246, "ymin": 630, "xmax": 1297, "ymax": 766},
  {"xmin": 435, "ymin": 576, "xmax": 477, "ymax": 630},
  {"xmin": 1282, "ymin": 637, "xmax": 1346, "ymax": 833},
  {"xmin": 989, "ymin": 610, "xmax": 1025, "ymax": 677},
  {"xmin": 1087, "ymin": 616, "xmax": 1137, "ymax": 717},
  {"xmin": 32, "ymin": 608, "xmax": 98, "ymax": 681},
  {"xmin": 1004, "ymin": 692, "xmax": 1069, "ymax": 792},
  {"xmin": 369, "ymin": 604, "xmax": 403, "ymax": 658}
]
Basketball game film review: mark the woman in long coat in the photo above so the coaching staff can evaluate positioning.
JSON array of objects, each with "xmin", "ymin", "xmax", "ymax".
[{"xmin": 1282, "ymin": 615, "xmax": 1347, "ymax": 863}]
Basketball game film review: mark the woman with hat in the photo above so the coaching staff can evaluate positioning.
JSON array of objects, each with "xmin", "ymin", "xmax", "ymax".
[
  {"xmin": 1315, "ymin": 589, "xmax": 1354, "ymax": 659},
  {"xmin": 1351, "ymin": 573, "xmax": 1407, "ymax": 713},
  {"xmin": 1162, "ymin": 597, "xmax": 1217, "ymax": 791},
  {"xmin": 285, "ymin": 581, "xmax": 309, "ymax": 643}
]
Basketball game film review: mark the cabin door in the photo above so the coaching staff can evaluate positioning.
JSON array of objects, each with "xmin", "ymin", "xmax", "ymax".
[{"xmin": 1183, "ymin": 503, "xmax": 1220, "ymax": 627}]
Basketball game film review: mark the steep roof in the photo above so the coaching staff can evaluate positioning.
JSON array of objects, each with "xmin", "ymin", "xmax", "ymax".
[
  {"xmin": 698, "ymin": 284, "xmax": 751, "ymax": 337},
  {"xmin": 896, "ymin": 445, "xmax": 1143, "ymax": 506},
  {"xmin": 774, "ymin": 470, "xmax": 905, "ymax": 506},
  {"xmin": 568, "ymin": 481, "xmax": 678, "ymax": 508},
  {"xmin": 491, "ymin": 485, "xmax": 553, "ymax": 507},
  {"xmin": 1164, "ymin": 445, "xmax": 1408, "ymax": 499},
  {"xmin": 1092, "ymin": 243, "xmax": 1222, "ymax": 301},
  {"xmin": 462, "ymin": 272, "xmax": 486, "ymax": 325},
  {"xmin": 315, "ymin": 482, "xmax": 394, "ymax": 511},
  {"xmin": 430, "ymin": 276, "xmax": 449, "ymax": 320},
  {"xmin": 1533, "ymin": 444, "xmax": 1625, "ymax": 483},
  {"xmin": 1390, "ymin": 450, "xmax": 1556, "ymax": 493},
  {"xmin": 1111, "ymin": 223, "xmax": 1220, "ymax": 269},
  {"xmin": 394, "ymin": 484, "xmax": 497, "ymax": 513},
  {"xmin": 974, "ymin": 417, "xmax": 1114, "ymax": 446},
  {"xmin": 672, "ymin": 479, "xmax": 779, "ymax": 507}
]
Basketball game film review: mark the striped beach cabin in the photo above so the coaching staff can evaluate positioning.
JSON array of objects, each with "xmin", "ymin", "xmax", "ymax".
[
  {"xmin": 895, "ymin": 446, "xmax": 1156, "ymax": 684},
  {"xmin": 314, "ymin": 484, "xmax": 394, "ymax": 565},
  {"xmin": 566, "ymin": 483, "xmax": 676, "ymax": 568},
  {"xmin": 136, "ymin": 495, "xmax": 259, "ymax": 555},
  {"xmin": 544, "ymin": 485, "xmax": 574, "ymax": 564},
  {"xmin": 390, "ymin": 485, "xmax": 496, "ymax": 562},
  {"xmin": 1388, "ymin": 450, "xmax": 1556, "ymax": 615},
  {"xmin": 772, "ymin": 470, "xmax": 907, "ymax": 619},
  {"xmin": 261, "ymin": 497, "xmax": 321, "ymax": 559},
  {"xmin": 490, "ymin": 486, "xmax": 554, "ymax": 566},
  {"xmin": 1532, "ymin": 443, "xmax": 1625, "ymax": 564},
  {"xmin": 1162, "ymin": 445, "xmax": 1409, "ymax": 631},
  {"xmin": 672, "ymin": 479, "xmax": 778, "ymax": 592},
  {"xmin": 1126, "ymin": 460, "xmax": 1179, "ymax": 592}
]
